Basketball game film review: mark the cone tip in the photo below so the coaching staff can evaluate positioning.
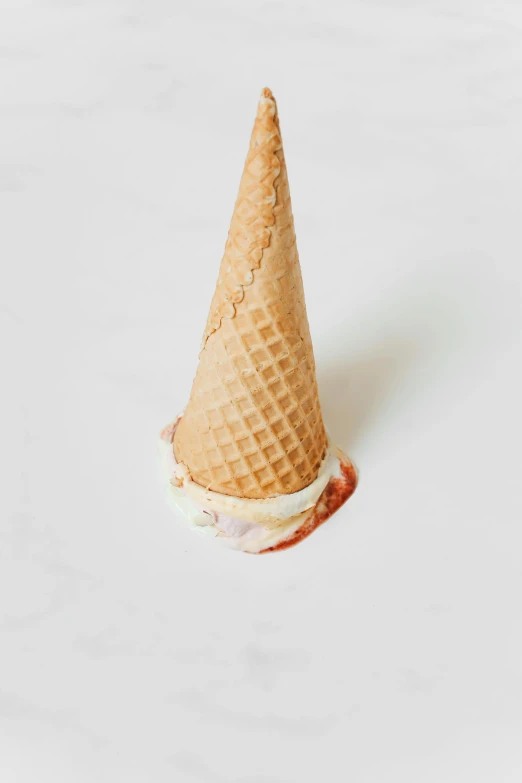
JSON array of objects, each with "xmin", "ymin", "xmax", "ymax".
[{"xmin": 261, "ymin": 86, "xmax": 274, "ymax": 101}]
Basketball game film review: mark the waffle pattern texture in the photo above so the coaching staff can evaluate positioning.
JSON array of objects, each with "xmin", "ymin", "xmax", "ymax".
[{"xmin": 174, "ymin": 88, "xmax": 327, "ymax": 499}]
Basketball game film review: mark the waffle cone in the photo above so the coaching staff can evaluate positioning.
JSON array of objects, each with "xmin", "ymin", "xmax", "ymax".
[{"xmin": 174, "ymin": 88, "xmax": 327, "ymax": 499}]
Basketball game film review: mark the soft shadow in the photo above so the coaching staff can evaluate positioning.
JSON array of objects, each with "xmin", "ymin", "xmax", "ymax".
[
  {"xmin": 317, "ymin": 263, "xmax": 472, "ymax": 451},
  {"xmin": 319, "ymin": 337, "xmax": 419, "ymax": 451}
]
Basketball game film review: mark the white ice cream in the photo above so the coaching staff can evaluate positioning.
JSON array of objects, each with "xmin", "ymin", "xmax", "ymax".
[
  {"xmin": 158, "ymin": 419, "xmax": 345, "ymax": 554},
  {"xmin": 172, "ymin": 443, "xmax": 339, "ymax": 528}
]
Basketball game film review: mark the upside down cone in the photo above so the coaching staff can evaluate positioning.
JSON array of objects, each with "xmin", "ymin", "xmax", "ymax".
[{"xmin": 174, "ymin": 88, "xmax": 327, "ymax": 499}]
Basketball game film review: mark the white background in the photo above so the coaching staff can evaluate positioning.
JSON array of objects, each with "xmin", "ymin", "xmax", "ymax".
[{"xmin": 2, "ymin": 1, "xmax": 522, "ymax": 781}]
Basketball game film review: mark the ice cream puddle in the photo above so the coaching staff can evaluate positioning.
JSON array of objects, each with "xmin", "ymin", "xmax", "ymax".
[{"xmin": 159, "ymin": 416, "xmax": 357, "ymax": 554}]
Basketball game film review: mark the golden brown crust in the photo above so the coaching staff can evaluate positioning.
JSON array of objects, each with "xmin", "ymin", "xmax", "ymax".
[
  {"xmin": 201, "ymin": 89, "xmax": 282, "ymax": 350},
  {"xmin": 174, "ymin": 89, "xmax": 327, "ymax": 499}
]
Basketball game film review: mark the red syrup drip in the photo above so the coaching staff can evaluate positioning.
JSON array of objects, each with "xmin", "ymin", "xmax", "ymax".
[{"xmin": 258, "ymin": 460, "xmax": 358, "ymax": 554}]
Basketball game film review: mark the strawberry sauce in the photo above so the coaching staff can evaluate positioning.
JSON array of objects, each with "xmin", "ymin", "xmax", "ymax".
[{"xmin": 259, "ymin": 460, "xmax": 358, "ymax": 554}]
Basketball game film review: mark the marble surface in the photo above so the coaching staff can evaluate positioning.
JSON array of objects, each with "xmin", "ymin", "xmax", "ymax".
[{"xmin": 2, "ymin": 1, "xmax": 522, "ymax": 780}]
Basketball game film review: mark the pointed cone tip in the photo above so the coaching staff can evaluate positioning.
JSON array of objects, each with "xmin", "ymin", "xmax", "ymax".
[{"xmin": 257, "ymin": 87, "xmax": 278, "ymax": 121}]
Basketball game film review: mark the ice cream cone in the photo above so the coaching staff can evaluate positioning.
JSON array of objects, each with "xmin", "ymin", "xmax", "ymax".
[{"xmin": 173, "ymin": 88, "xmax": 328, "ymax": 499}]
